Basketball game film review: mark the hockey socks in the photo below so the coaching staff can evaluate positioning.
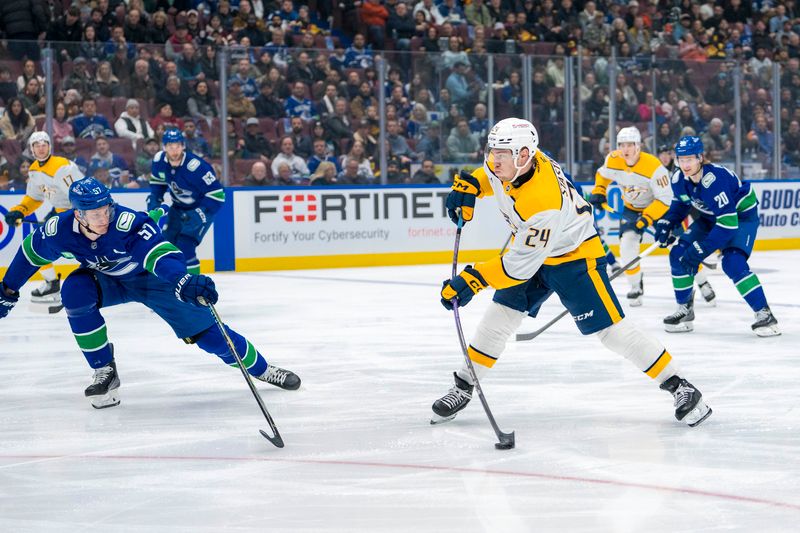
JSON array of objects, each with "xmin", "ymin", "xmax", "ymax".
[
  {"xmin": 69, "ymin": 311, "xmax": 113, "ymax": 369},
  {"xmin": 456, "ymin": 302, "xmax": 527, "ymax": 385},
  {"xmin": 597, "ymin": 319, "xmax": 681, "ymax": 385},
  {"xmin": 723, "ymin": 250, "xmax": 768, "ymax": 311},
  {"xmin": 196, "ymin": 324, "xmax": 268, "ymax": 377}
]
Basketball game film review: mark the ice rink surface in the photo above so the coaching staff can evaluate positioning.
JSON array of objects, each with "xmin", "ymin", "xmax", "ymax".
[{"xmin": 1, "ymin": 250, "xmax": 799, "ymax": 532}]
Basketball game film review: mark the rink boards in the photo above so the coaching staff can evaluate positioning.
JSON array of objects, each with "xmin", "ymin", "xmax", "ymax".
[{"xmin": 2, "ymin": 181, "xmax": 800, "ymax": 275}]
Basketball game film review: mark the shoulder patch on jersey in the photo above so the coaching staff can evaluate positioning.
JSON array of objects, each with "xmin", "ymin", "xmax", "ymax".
[
  {"xmin": 701, "ymin": 173, "xmax": 716, "ymax": 188},
  {"xmin": 671, "ymin": 171, "xmax": 681, "ymax": 183},
  {"xmin": 187, "ymin": 158, "xmax": 201, "ymax": 172},
  {"xmin": 44, "ymin": 216, "xmax": 59, "ymax": 236},
  {"xmin": 154, "ymin": 150, "xmax": 165, "ymax": 163},
  {"xmin": 116, "ymin": 211, "xmax": 136, "ymax": 232}
]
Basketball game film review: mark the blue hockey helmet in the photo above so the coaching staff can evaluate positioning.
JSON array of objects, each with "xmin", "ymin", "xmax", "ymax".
[
  {"xmin": 162, "ymin": 128, "xmax": 184, "ymax": 146},
  {"xmin": 69, "ymin": 177, "xmax": 114, "ymax": 211},
  {"xmin": 674, "ymin": 136, "xmax": 704, "ymax": 157}
]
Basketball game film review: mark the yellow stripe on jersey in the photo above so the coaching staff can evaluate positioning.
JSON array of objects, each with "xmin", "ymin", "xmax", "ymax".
[
  {"xmin": 474, "ymin": 255, "xmax": 527, "ymax": 289},
  {"xmin": 468, "ymin": 345, "xmax": 498, "ymax": 368},
  {"xmin": 12, "ymin": 196, "xmax": 44, "ymax": 217},
  {"xmin": 468, "ymin": 164, "xmax": 495, "ymax": 199},
  {"xmin": 644, "ymin": 350, "xmax": 673, "ymax": 379},
  {"xmin": 543, "ymin": 236, "xmax": 605, "ymax": 266},
  {"xmin": 30, "ymin": 155, "xmax": 72, "ymax": 178},
  {"xmin": 641, "ymin": 199, "xmax": 670, "ymax": 224},
  {"xmin": 603, "ymin": 151, "xmax": 663, "ymax": 178},
  {"xmin": 586, "ymin": 257, "xmax": 622, "ymax": 324},
  {"xmin": 508, "ymin": 152, "xmax": 562, "ymax": 221}
]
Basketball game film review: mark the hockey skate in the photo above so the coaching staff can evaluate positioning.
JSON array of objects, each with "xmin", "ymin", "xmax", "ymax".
[
  {"xmin": 29, "ymin": 274, "xmax": 63, "ymax": 314},
  {"xmin": 627, "ymin": 277, "xmax": 644, "ymax": 307},
  {"xmin": 697, "ymin": 281, "xmax": 716, "ymax": 306},
  {"xmin": 752, "ymin": 307, "xmax": 780, "ymax": 337},
  {"xmin": 660, "ymin": 375, "xmax": 712, "ymax": 427},
  {"xmin": 85, "ymin": 348, "xmax": 121, "ymax": 409},
  {"xmin": 256, "ymin": 365, "xmax": 301, "ymax": 390},
  {"xmin": 664, "ymin": 298, "xmax": 694, "ymax": 333},
  {"xmin": 430, "ymin": 372, "xmax": 473, "ymax": 424}
]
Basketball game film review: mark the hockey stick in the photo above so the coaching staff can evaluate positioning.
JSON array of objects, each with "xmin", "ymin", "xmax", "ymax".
[
  {"xmin": 450, "ymin": 213, "xmax": 515, "ymax": 450},
  {"xmin": 499, "ymin": 233, "xmax": 512, "ymax": 255},
  {"xmin": 514, "ymin": 240, "xmax": 661, "ymax": 342},
  {"xmin": 199, "ymin": 297, "xmax": 285, "ymax": 448}
]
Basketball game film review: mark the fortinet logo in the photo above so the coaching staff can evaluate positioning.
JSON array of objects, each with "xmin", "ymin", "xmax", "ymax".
[{"xmin": 282, "ymin": 194, "xmax": 317, "ymax": 222}]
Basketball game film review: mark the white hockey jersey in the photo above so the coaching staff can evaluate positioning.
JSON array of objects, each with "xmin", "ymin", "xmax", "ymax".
[
  {"xmin": 15, "ymin": 156, "xmax": 85, "ymax": 215},
  {"xmin": 592, "ymin": 150, "xmax": 672, "ymax": 222}
]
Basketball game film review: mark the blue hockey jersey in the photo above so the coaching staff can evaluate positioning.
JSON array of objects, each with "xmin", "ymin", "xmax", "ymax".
[
  {"xmin": 2, "ymin": 206, "xmax": 187, "ymax": 292},
  {"xmin": 149, "ymin": 150, "xmax": 226, "ymax": 213},
  {"xmin": 663, "ymin": 163, "xmax": 759, "ymax": 253}
]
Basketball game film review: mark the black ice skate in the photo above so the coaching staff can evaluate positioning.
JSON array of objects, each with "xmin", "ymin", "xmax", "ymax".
[
  {"xmin": 664, "ymin": 298, "xmax": 694, "ymax": 333},
  {"xmin": 660, "ymin": 375, "xmax": 712, "ymax": 427},
  {"xmin": 29, "ymin": 274, "xmax": 63, "ymax": 314},
  {"xmin": 627, "ymin": 276, "xmax": 644, "ymax": 307},
  {"xmin": 256, "ymin": 365, "xmax": 301, "ymax": 390},
  {"xmin": 752, "ymin": 307, "xmax": 780, "ymax": 337},
  {"xmin": 697, "ymin": 280, "xmax": 716, "ymax": 306},
  {"xmin": 85, "ymin": 349, "xmax": 121, "ymax": 409},
  {"xmin": 430, "ymin": 372, "xmax": 473, "ymax": 424}
]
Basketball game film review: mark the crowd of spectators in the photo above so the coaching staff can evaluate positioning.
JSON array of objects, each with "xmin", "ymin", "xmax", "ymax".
[{"xmin": 1, "ymin": 0, "xmax": 800, "ymax": 190}]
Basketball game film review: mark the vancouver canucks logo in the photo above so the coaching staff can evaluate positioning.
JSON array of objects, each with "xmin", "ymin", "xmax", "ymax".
[
  {"xmin": 169, "ymin": 181, "xmax": 196, "ymax": 204},
  {"xmin": 85, "ymin": 255, "xmax": 138, "ymax": 276}
]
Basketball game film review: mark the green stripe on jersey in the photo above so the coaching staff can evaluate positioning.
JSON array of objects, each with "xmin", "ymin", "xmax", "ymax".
[
  {"xmin": 205, "ymin": 189, "xmax": 226, "ymax": 202},
  {"xmin": 735, "ymin": 273, "xmax": 761, "ymax": 297},
  {"xmin": 228, "ymin": 341, "xmax": 258, "ymax": 370},
  {"xmin": 736, "ymin": 189, "xmax": 758, "ymax": 212},
  {"xmin": 672, "ymin": 274, "xmax": 694, "ymax": 290},
  {"xmin": 75, "ymin": 324, "xmax": 109, "ymax": 351},
  {"xmin": 22, "ymin": 235, "xmax": 52, "ymax": 267},
  {"xmin": 715, "ymin": 213, "xmax": 739, "ymax": 229},
  {"xmin": 149, "ymin": 173, "xmax": 166, "ymax": 183},
  {"xmin": 143, "ymin": 242, "xmax": 181, "ymax": 273}
]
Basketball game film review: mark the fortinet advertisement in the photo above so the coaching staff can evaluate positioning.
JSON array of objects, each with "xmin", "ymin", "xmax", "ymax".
[{"xmin": 233, "ymin": 187, "xmax": 510, "ymax": 267}]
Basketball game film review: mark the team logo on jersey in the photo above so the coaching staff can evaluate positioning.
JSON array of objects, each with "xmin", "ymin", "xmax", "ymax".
[
  {"xmin": 169, "ymin": 182, "xmax": 196, "ymax": 204},
  {"xmin": 701, "ymin": 173, "xmax": 716, "ymax": 188},
  {"xmin": 282, "ymin": 194, "xmax": 318, "ymax": 222},
  {"xmin": 85, "ymin": 255, "xmax": 137, "ymax": 275}
]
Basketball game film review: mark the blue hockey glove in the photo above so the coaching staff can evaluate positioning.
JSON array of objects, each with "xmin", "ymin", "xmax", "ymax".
[
  {"xmin": 440, "ymin": 265, "xmax": 488, "ymax": 310},
  {"xmin": 0, "ymin": 282, "xmax": 20, "ymax": 319},
  {"xmin": 4, "ymin": 210, "xmax": 24, "ymax": 226},
  {"xmin": 679, "ymin": 242, "xmax": 706, "ymax": 275},
  {"xmin": 588, "ymin": 192, "xmax": 607, "ymax": 210},
  {"xmin": 446, "ymin": 171, "xmax": 481, "ymax": 224},
  {"xmin": 654, "ymin": 219, "xmax": 676, "ymax": 247},
  {"xmin": 146, "ymin": 194, "xmax": 163, "ymax": 212},
  {"xmin": 175, "ymin": 274, "xmax": 218, "ymax": 307}
]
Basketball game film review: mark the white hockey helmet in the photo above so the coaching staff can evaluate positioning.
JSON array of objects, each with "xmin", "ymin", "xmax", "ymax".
[
  {"xmin": 29, "ymin": 130, "xmax": 52, "ymax": 160},
  {"xmin": 486, "ymin": 117, "xmax": 539, "ymax": 164},
  {"xmin": 616, "ymin": 126, "xmax": 641, "ymax": 145}
]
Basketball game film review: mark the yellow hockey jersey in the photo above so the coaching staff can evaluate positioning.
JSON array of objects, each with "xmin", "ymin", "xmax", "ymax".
[
  {"xmin": 592, "ymin": 150, "xmax": 672, "ymax": 224},
  {"xmin": 13, "ymin": 155, "xmax": 84, "ymax": 216},
  {"xmin": 469, "ymin": 151, "xmax": 604, "ymax": 289}
]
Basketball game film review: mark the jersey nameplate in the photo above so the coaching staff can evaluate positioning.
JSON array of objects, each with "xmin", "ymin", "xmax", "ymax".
[{"xmin": 116, "ymin": 211, "xmax": 135, "ymax": 232}]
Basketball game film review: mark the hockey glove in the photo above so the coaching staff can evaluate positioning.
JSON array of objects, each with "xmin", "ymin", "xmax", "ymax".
[
  {"xmin": 446, "ymin": 171, "xmax": 481, "ymax": 224},
  {"xmin": 679, "ymin": 242, "xmax": 706, "ymax": 275},
  {"xmin": 3, "ymin": 210, "xmax": 24, "ymax": 227},
  {"xmin": 440, "ymin": 266, "xmax": 488, "ymax": 310},
  {"xmin": 148, "ymin": 203, "xmax": 170, "ymax": 224},
  {"xmin": 634, "ymin": 214, "xmax": 653, "ymax": 232},
  {"xmin": 175, "ymin": 273, "xmax": 218, "ymax": 307},
  {"xmin": 654, "ymin": 219, "xmax": 676, "ymax": 247},
  {"xmin": 146, "ymin": 194, "xmax": 163, "ymax": 212},
  {"xmin": 588, "ymin": 193, "xmax": 607, "ymax": 210},
  {"xmin": 0, "ymin": 282, "xmax": 20, "ymax": 319}
]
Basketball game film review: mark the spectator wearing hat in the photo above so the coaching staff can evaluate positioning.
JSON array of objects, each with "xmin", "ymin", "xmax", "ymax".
[
  {"xmin": 284, "ymin": 81, "xmax": 317, "ymax": 121},
  {"xmin": 226, "ymin": 79, "xmax": 257, "ymax": 119},
  {"xmin": 271, "ymin": 136, "xmax": 309, "ymax": 179},
  {"xmin": 186, "ymin": 9, "xmax": 204, "ymax": 40},
  {"xmin": 243, "ymin": 161, "xmax": 275, "ymax": 187},
  {"xmin": 61, "ymin": 57, "xmax": 100, "ymax": 100},
  {"xmin": 254, "ymin": 82, "xmax": 284, "ymax": 119},
  {"xmin": 135, "ymin": 137, "xmax": 160, "ymax": 179},
  {"xmin": 166, "ymin": 24, "xmax": 194, "ymax": 62},
  {"xmin": 70, "ymin": 97, "xmax": 115, "ymax": 139},
  {"xmin": 115, "ymin": 99, "xmax": 155, "ymax": 147},
  {"xmin": 243, "ymin": 117, "xmax": 274, "ymax": 160}
]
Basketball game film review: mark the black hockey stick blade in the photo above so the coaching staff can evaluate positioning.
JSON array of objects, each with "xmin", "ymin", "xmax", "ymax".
[{"xmin": 260, "ymin": 429, "xmax": 285, "ymax": 448}]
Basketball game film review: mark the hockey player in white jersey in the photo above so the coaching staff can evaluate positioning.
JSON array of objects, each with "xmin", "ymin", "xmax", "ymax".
[
  {"xmin": 2, "ymin": 131, "xmax": 84, "ymax": 313},
  {"xmin": 433, "ymin": 118, "xmax": 712, "ymax": 428}
]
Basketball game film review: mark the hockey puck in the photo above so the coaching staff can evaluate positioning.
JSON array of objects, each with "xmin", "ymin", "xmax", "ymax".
[{"xmin": 495, "ymin": 441, "xmax": 514, "ymax": 450}]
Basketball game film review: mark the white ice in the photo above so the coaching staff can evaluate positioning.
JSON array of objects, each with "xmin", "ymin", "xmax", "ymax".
[{"xmin": 1, "ymin": 250, "xmax": 799, "ymax": 532}]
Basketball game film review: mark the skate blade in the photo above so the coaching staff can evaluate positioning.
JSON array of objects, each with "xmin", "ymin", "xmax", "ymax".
[
  {"xmin": 753, "ymin": 325, "xmax": 781, "ymax": 337},
  {"xmin": 685, "ymin": 402, "xmax": 712, "ymax": 427},
  {"xmin": 88, "ymin": 389, "xmax": 121, "ymax": 409},
  {"xmin": 664, "ymin": 322, "xmax": 694, "ymax": 333},
  {"xmin": 628, "ymin": 297, "xmax": 643, "ymax": 307},
  {"xmin": 430, "ymin": 413, "xmax": 457, "ymax": 425}
]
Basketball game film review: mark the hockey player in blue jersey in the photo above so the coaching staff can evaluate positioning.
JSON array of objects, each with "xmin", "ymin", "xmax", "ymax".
[
  {"xmin": 654, "ymin": 136, "xmax": 780, "ymax": 337},
  {"xmin": 0, "ymin": 178, "xmax": 300, "ymax": 409},
  {"xmin": 148, "ymin": 129, "xmax": 224, "ymax": 274}
]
